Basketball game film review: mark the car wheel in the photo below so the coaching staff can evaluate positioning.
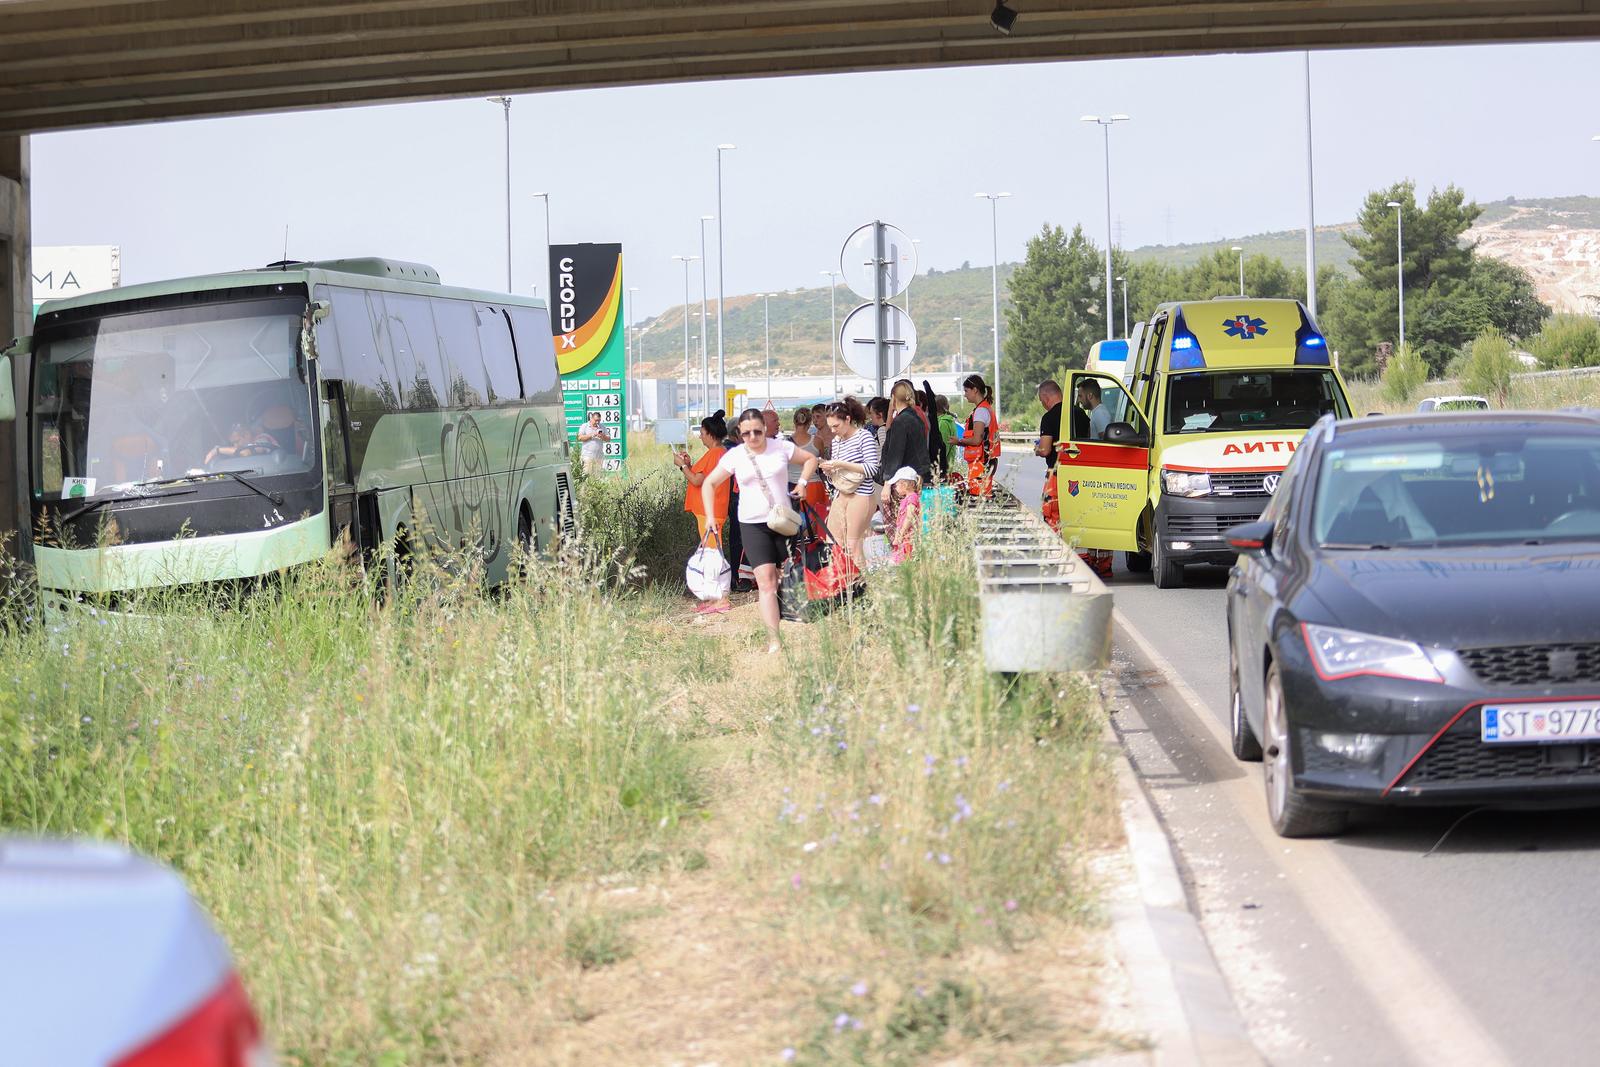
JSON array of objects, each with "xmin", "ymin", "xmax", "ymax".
[
  {"xmin": 1152, "ymin": 527, "xmax": 1184, "ymax": 589},
  {"xmin": 1229, "ymin": 644, "xmax": 1262, "ymax": 762},
  {"xmin": 1263, "ymin": 663, "xmax": 1347, "ymax": 837},
  {"xmin": 1125, "ymin": 550, "xmax": 1152, "ymax": 573}
]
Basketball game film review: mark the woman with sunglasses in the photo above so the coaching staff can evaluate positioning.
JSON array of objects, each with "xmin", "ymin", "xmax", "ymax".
[{"xmin": 701, "ymin": 408, "xmax": 818, "ymax": 653}]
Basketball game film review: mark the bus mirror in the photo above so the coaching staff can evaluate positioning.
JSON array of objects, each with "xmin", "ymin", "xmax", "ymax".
[
  {"xmin": 310, "ymin": 299, "xmax": 331, "ymax": 323},
  {"xmin": 0, "ymin": 354, "xmax": 14, "ymax": 421}
]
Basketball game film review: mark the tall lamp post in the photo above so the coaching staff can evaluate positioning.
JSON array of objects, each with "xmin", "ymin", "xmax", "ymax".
[
  {"xmin": 1231, "ymin": 245, "xmax": 1245, "ymax": 296},
  {"xmin": 673, "ymin": 254, "xmax": 700, "ymax": 417},
  {"xmin": 530, "ymin": 191, "xmax": 551, "ymax": 300},
  {"xmin": 1386, "ymin": 200, "xmax": 1405, "ymax": 351},
  {"xmin": 715, "ymin": 144, "xmax": 736, "ymax": 403},
  {"xmin": 698, "ymin": 215, "xmax": 714, "ymax": 419},
  {"xmin": 1115, "ymin": 275, "xmax": 1129, "ymax": 337},
  {"xmin": 820, "ymin": 270, "xmax": 840, "ymax": 399},
  {"xmin": 762, "ymin": 292, "xmax": 776, "ymax": 405},
  {"xmin": 626, "ymin": 286, "xmax": 640, "ymax": 424},
  {"xmin": 1081, "ymin": 113, "xmax": 1130, "ymax": 342},
  {"xmin": 953, "ymin": 317, "xmax": 964, "ymax": 372},
  {"xmin": 974, "ymin": 192, "xmax": 1010, "ymax": 424},
  {"xmin": 487, "ymin": 96, "xmax": 513, "ymax": 291}
]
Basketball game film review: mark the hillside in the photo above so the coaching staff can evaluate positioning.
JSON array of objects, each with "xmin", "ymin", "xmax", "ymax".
[{"xmin": 634, "ymin": 196, "xmax": 1600, "ymax": 378}]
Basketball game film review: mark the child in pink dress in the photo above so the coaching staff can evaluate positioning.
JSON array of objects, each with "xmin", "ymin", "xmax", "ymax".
[{"xmin": 888, "ymin": 467, "xmax": 923, "ymax": 564}]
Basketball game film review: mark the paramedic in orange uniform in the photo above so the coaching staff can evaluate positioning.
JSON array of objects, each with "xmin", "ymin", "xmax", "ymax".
[{"xmin": 960, "ymin": 374, "xmax": 1002, "ymax": 498}]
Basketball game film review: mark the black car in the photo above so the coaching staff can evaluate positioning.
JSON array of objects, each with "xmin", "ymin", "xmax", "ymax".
[{"xmin": 1224, "ymin": 410, "xmax": 1600, "ymax": 836}]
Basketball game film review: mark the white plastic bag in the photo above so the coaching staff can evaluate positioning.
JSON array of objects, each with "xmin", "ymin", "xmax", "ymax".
[
  {"xmin": 862, "ymin": 534, "xmax": 893, "ymax": 570},
  {"xmin": 686, "ymin": 543, "xmax": 732, "ymax": 601}
]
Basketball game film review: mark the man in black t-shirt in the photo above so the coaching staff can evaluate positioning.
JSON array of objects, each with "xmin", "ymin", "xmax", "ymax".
[{"xmin": 1035, "ymin": 380, "xmax": 1065, "ymax": 531}]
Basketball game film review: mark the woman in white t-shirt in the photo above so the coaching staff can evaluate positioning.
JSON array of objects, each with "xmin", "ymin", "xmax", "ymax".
[{"xmin": 701, "ymin": 408, "xmax": 819, "ymax": 653}]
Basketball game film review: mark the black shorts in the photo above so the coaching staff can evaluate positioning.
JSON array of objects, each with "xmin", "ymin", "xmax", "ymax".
[{"xmin": 739, "ymin": 521, "xmax": 789, "ymax": 570}]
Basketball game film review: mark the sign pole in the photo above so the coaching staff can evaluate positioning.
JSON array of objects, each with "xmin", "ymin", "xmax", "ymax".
[{"xmin": 874, "ymin": 220, "xmax": 887, "ymax": 398}]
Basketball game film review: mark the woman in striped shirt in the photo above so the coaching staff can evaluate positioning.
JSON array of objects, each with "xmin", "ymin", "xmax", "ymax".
[{"xmin": 819, "ymin": 396, "xmax": 881, "ymax": 568}]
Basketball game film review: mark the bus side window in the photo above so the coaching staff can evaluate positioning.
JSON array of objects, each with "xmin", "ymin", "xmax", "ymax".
[
  {"xmin": 310, "ymin": 285, "xmax": 345, "ymax": 380},
  {"xmin": 430, "ymin": 297, "xmax": 487, "ymax": 407},
  {"xmin": 383, "ymin": 293, "xmax": 448, "ymax": 412},
  {"xmin": 477, "ymin": 306, "xmax": 522, "ymax": 402},
  {"xmin": 506, "ymin": 307, "xmax": 559, "ymax": 402},
  {"xmin": 329, "ymin": 287, "xmax": 401, "ymax": 413}
]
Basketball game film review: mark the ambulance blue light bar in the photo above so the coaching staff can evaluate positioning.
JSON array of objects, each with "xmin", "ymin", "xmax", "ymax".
[
  {"xmin": 1169, "ymin": 309, "xmax": 1205, "ymax": 369},
  {"xmin": 1294, "ymin": 311, "xmax": 1331, "ymax": 365}
]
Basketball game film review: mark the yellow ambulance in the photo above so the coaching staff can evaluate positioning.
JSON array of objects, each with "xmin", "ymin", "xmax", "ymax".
[{"xmin": 1057, "ymin": 297, "xmax": 1352, "ymax": 587}]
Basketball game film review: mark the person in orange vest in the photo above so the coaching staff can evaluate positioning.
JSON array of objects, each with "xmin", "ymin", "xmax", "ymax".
[
  {"xmin": 959, "ymin": 374, "xmax": 1003, "ymax": 498},
  {"xmin": 1033, "ymin": 380, "xmax": 1065, "ymax": 531}
]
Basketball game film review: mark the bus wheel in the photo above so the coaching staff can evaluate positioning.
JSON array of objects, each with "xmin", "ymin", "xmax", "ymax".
[{"xmin": 515, "ymin": 505, "xmax": 535, "ymax": 574}]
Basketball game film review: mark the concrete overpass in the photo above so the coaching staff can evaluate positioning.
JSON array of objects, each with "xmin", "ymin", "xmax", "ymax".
[{"xmin": 1, "ymin": 0, "xmax": 1597, "ymax": 546}]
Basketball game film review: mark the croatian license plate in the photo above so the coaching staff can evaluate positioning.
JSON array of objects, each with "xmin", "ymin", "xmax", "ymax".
[{"xmin": 1481, "ymin": 702, "xmax": 1600, "ymax": 743}]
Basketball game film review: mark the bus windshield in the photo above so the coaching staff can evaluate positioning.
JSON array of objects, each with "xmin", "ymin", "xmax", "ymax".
[
  {"xmin": 32, "ymin": 293, "xmax": 315, "ymax": 500},
  {"xmin": 1164, "ymin": 368, "xmax": 1349, "ymax": 435}
]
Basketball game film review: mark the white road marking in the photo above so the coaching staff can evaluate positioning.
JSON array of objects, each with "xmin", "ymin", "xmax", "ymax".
[{"xmin": 1115, "ymin": 609, "xmax": 1515, "ymax": 1067}]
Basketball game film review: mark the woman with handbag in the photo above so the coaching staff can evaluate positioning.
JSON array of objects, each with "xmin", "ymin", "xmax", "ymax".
[
  {"xmin": 675, "ymin": 410, "xmax": 731, "ymax": 615},
  {"xmin": 701, "ymin": 408, "xmax": 818, "ymax": 653},
  {"xmin": 818, "ymin": 396, "xmax": 881, "ymax": 570}
]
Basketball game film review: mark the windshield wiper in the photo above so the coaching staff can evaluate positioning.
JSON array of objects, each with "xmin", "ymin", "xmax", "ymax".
[
  {"xmin": 216, "ymin": 469, "xmax": 284, "ymax": 507},
  {"xmin": 57, "ymin": 486, "xmax": 197, "ymax": 525},
  {"xmin": 1320, "ymin": 542, "xmax": 1393, "ymax": 551}
]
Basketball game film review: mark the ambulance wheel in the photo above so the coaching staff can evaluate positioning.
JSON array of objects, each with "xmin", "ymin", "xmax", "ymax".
[
  {"xmin": 1152, "ymin": 532, "xmax": 1185, "ymax": 589},
  {"xmin": 1125, "ymin": 551, "xmax": 1151, "ymax": 574}
]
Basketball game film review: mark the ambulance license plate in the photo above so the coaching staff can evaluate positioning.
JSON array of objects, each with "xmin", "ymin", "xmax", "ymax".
[{"xmin": 1481, "ymin": 702, "xmax": 1600, "ymax": 743}]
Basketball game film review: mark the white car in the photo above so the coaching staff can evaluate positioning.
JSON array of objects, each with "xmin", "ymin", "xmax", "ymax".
[
  {"xmin": 1416, "ymin": 394, "xmax": 1491, "ymax": 412},
  {"xmin": 0, "ymin": 838, "xmax": 271, "ymax": 1067}
]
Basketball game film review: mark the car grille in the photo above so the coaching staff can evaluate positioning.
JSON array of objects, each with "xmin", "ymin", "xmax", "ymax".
[
  {"xmin": 1210, "ymin": 471, "xmax": 1277, "ymax": 498},
  {"xmin": 1407, "ymin": 731, "xmax": 1600, "ymax": 786},
  {"xmin": 1165, "ymin": 513, "xmax": 1262, "ymax": 538},
  {"xmin": 1458, "ymin": 643, "xmax": 1600, "ymax": 687}
]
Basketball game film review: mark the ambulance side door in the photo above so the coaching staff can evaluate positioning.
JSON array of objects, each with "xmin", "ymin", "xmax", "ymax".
[{"xmin": 1057, "ymin": 371, "xmax": 1151, "ymax": 552}]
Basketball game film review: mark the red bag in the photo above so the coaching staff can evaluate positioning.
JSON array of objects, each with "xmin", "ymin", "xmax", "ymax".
[{"xmin": 805, "ymin": 544, "xmax": 862, "ymax": 600}]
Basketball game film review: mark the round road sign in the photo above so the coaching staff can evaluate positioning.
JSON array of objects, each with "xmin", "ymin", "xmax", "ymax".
[
  {"xmin": 840, "ymin": 223, "xmax": 917, "ymax": 302},
  {"xmin": 838, "ymin": 302, "xmax": 918, "ymax": 381}
]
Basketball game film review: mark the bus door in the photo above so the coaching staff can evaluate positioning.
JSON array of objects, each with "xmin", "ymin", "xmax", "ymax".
[
  {"xmin": 321, "ymin": 379, "xmax": 362, "ymax": 557},
  {"xmin": 1057, "ymin": 371, "xmax": 1150, "ymax": 552}
]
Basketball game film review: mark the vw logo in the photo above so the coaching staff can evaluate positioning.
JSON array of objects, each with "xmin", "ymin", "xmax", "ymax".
[{"xmin": 1262, "ymin": 473, "xmax": 1282, "ymax": 495}]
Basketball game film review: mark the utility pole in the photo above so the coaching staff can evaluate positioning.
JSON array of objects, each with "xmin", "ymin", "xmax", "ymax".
[{"xmin": 486, "ymin": 96, "xmax": 512, "ymax": 291}]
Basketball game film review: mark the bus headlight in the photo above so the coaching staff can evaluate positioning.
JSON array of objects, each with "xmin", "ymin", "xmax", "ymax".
[{"xmin": 1161, "ymin": 469, "xmax": 1212, "ymax": 497}]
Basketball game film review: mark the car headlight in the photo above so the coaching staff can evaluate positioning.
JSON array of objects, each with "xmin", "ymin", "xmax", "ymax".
[
  {"xmin": 1301, "ymin": 623, "xmax": 1444, "ymax": 683},
  {"xmin": 1161, "ymin": 469, "xmax": 1211, "ymax": 497}
]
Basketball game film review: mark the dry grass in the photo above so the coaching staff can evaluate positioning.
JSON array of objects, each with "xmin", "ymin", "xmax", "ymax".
[{"xmin": 1346, "ymin": 370, "xmax": 1600, "ymax": 416}]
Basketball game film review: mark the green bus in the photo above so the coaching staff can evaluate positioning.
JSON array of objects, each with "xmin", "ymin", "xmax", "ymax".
[{"xmin": 0, "ymin": 257, "xmax": 575, "ymax": 610}]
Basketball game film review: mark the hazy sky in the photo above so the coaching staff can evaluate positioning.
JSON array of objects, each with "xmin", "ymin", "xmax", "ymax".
[{"xmin": 30, "ymin": 40, "xmax": 1600, "ymax": 321}]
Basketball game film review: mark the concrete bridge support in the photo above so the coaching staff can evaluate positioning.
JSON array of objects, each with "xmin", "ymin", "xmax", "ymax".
[{"xmin": 0, "ymin": 136, "xmax": 29, "ymax": 562}]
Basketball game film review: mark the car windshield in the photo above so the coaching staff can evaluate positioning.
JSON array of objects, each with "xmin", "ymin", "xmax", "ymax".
[
  {"xmin": 1164, "ymin": 369, "xmax": 1349, "ymax": 435},
  {"xmin": 31, "ymin": 294, "xmax": 314, "ymax": 501},
  {"xmin": 1313, "ymin": 430, "xmax": 1600, "ymax": 548}
]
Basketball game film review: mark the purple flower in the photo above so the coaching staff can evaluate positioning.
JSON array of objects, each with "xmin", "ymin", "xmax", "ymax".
[
  {"xmin": 834, "ymin": 1012, "xmax": 853, "ymax": 1032},
  {"xmin": 938, "ymin": 852, "xmax": 952, "ymax": 865},
  {"xmin": 851, "ymin": 980, "xmax": 870, "ymax": 996},
  {"xmin": 782, "ymin": 1049, "xmax": 797, "ymax": 1062},
  {"xmin": 1005, "ymin": 898, "xmax": 1018, "ymax": 912}
]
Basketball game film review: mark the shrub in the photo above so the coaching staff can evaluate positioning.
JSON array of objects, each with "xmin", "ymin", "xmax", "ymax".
[
  {"xmin": 1462, "ymin": 327, "xmax": 1517, "ymax": 408},
  {"xmin": 1381, "ymin": 343, "xmax": 1427, "ymax": 404},
  {"xmin": 1528, "ymin": 313, "xmax": 1600, "ymax": 369}
]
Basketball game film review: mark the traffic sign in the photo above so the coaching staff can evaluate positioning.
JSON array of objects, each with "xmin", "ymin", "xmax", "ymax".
[
  {"xmin": 841, "ymin": 222, "xmax": 917, "ymax": 302},
  {"xmin": 839, "ymin": 302, "xmax": 917, "ymax": 381}
]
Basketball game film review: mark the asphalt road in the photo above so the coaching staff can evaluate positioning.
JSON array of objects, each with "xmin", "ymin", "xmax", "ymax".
[{"xmin": 998, "ymin": 451, "xmax": 1600, "ymax": 1066}]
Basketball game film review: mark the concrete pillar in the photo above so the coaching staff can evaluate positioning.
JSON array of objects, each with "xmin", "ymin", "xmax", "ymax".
[{"xmin": 0, "ymin": 136, "xmax": 30, "ymax": 563}]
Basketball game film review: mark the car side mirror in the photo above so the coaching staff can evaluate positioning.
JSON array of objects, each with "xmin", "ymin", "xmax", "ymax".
[
  {"xmin": 1225, "ymin": 519, "xmax": 1274, "ymax": 557},
  {"xmin": 1103, "ymin": 421, "xmax": 1147, "ymax": 447}
]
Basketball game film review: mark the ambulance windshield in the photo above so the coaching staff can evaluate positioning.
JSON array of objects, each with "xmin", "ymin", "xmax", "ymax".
[{"xmin": 1164, "ymin": 369, "xmax": 1349, "ymax": 435}]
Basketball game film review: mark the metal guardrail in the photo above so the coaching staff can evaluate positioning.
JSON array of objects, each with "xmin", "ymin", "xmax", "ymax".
[{"xmin": 970, "ymin": 497, "xmax": 1112, "ymax": 673}]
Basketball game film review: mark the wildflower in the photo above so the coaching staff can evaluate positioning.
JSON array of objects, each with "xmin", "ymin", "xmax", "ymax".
[
  {"xmin": 833, "ymin": 1013, "xmax": 853, "ymax": 1032},
  {"xmin": 906, "ymin": 703, "xmax": 920, "ymax": 714},
  {"xmin": 923, "ymin": 754, "xmax": 937, "ymax": 776},
  {"xmin": 836, "ymin": 741, "xmax": 847, "ymax": 751},
  {"xmin": 868, "ymin": 794, "xmax": 884, "ymax": 806},
  {"xmin": 938, "ymin": 853, "xmax": 951, "ymax": 865},
  {"xmin": 802, "ymin": 841, "xmax": 819, "ymax": 853},
  {"xmin": 851, "ymin": 980, "xmax": 869, "ymax": 997},
  {"xmin": 951, "ymin": 794, "xmax": 974, "ymax": 824},
  {"xmin": 1005, "ymin": 899, "xmax": 1019, "ymax": 912},
  {"xmin": 955, "ymin": 755, "xmax": 969, "ymax": 769},
  {"xmin": 782, "ymin": 1050, "xmax": 797, "ymax": 1062},
  {"xmin": 996, "ymin": 780, "xmax": 1011, "ymax": 793},
  {"xmin": 790, "ymin": 873, "xmax": 803, "ymax": 889}
]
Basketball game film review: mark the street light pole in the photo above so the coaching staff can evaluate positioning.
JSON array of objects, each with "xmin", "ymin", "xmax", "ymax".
[
  {"xmin": 762, "ymin": 292, "xmax": 774, "ymax": 406},
  {"xmin": 974, "ymin": 192, "xmax": 1010, "ymax": 425},
  {"xmin": 821, "ymin": 270, "xmax": 840, "ymax": 399},
  {"xmin": 954, "ymin": 317, "xmax": 964, "ymax": 372},
  {"xmin": 530, "ymin": 191, "xmax": 551, "ymax": 303},
  {"xmin": 1386, "ymin": 200, "xmax": 1406, "ymax": 351},
  {"xmin": 1303, "ymin": 52, "xmax": 1319, "ymax": 318},
  {"xmin": 1232, "ymin": 246, "xmax": 1245, "ymax": 296},
  {"xmin": 673, "ymin": 255, "xmax": 699, "ymax": 417},
  {"xmin": 1082, "ymin": 114, "xmax": 1130, "ymax": 342},
  {"xmin": 487, "ymin": 96, "xmax": 512, "ymax": 291},
  {"xmin": 698, "ymin": 215, "xmax": 714, "ymax": 419},
  {"xmin": 715, "ymin": 144, "xmax": 736, "ymax": 404},
  {"xmin": 626, "ymin": 286, "xmax": 640, "ymax": 425},
  {"xmin": 1116, "ymin": 275, "xmax": 1128, "ymax": 337}
]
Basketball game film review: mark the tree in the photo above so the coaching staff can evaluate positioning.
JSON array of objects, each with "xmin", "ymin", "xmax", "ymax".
[
  {"xmin": 1528, "ymin": 313, "xmax": 1600, "ymax": 368},
  {"xmin": 1381, "ymin": 343, "xmax": 1427, "ymax": 405},
  {"xmin": 1461, "ymin": 328, "xmax": 1517, "ymax": 408},
  {"xmin": 1002, "ymin": 223, "xmax": 1103, "ymax": 413}
]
